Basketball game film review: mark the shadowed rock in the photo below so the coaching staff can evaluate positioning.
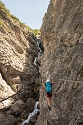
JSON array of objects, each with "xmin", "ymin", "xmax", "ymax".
[{"xmin": 36, "ymin": 0, "xmax": 83, "ymax": 125}]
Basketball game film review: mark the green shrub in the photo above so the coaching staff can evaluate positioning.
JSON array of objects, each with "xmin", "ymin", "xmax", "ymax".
[
  {"xmin": 20, "ymin": 22, "xmax": 32, "ymax": 30},
  {"xmin": 33, "ymin": 29, "xmax": 40, "ymax": 35},
  {"xmin": 0, "ymin": 1, "xmax": 10, "ymax": 14},
  {"xmin": 10, "ymin": 14, "xmax": 19, "ymax": 21}
]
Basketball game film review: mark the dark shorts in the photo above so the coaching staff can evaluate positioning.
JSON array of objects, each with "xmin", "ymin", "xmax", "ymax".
[{"xmin": 46, "ymin": 92, "xmax": 52, "ymax": 98}]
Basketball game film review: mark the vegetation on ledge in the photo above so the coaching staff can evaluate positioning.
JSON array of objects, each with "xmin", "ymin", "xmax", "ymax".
[
  {"xmin": 0, "ymin": 1, "xmax": 40, "ymax": 35},
  {"xmin": 33, "ymin": 29, "xmax": 41, "ymax": 36}
]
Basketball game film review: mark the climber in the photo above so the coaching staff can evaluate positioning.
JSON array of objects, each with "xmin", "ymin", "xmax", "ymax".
[{"xmin": 42, "ymin": 79, "xmax": 53, "ymax": 110}]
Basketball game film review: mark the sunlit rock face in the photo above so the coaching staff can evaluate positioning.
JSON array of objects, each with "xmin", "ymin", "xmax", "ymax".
[
  {"xmin": 0, "ymin": 73, "xmax": 15, "ymax": 109},
  {"xmin": 36, "ymin": 0, "xmax": 83, "ymax": 125},
  {"xmin": 0, "ymin": 2, "xmax": 40, "ymax": 125},
  {"xmin": 0, "ymin": 3, "xmax": 39, "ymax": 99}
]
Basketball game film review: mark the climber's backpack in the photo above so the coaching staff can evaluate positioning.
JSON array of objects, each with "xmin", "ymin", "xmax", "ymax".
[{"xmin": 45, "ymin": 82, "xmax": 52, "ymax": 93}]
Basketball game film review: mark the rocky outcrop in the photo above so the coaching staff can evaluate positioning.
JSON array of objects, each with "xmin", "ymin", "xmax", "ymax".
[
  {"xmin": 0, "ymin": 2, "xmax": 40, "ymax": 124},
  {"xmin": 0, "ymin": 1, "xmax": 40, "ymax": 98},
  {"xmin": 36, "ymin": 0, "xmax": 83, "ymax": 125}
]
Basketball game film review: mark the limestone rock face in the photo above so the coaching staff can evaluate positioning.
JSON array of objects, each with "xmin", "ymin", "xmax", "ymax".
[
  {"xmin": 0, "ymin": 2, "xmax": 40, "ymax": 124},
  {"xmin": 10, "ymin": 100, "xmax": 25, "ymax": 116},
  {"xmin": 0, "ymin": 2, "xmax": 39, "ymax": 99},
  {"xmin": 0, "ymin": 112, "xmax": 17, "ymax": 125},
  {"xmin": 0, "ymin": 73, "xmax": 15, "ymax": 109},
  {"xmin": 36, "ymin": 0, "xmax": 83, "ymax": 125}
]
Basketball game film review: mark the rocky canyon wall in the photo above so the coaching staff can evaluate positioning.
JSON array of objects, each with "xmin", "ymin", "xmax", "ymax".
[
  {"xmin": 0, "ymin": 2, "xmax": 40, "ymax": 125},
  {"xmin": 36, "ymin": 0, "xmax": 83, "ymax": 125}
]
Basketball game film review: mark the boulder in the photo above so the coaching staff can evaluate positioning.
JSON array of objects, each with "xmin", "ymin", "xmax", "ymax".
[{"xmin": 10, "ymin": 100, "xmax": 25, "ymax": 116}]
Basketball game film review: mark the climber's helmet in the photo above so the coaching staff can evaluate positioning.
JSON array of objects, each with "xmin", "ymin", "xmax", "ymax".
[{"xmin": 46, "ymin": 79, "xmax": 50, "ymax": 83}]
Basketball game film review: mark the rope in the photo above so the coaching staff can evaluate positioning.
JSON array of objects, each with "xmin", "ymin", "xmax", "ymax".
[
  {"xmin": 0, "ymin": 89, "xmax": 26, "ymax": 103},
  {"xmin": 0, "ymin": 79, "xmax": 82, "ymax": 103},
  {"xmin": 58, "ymin": 79, "xmax": 83, "ymax": 84},
  {"xmin": 0, "ymin": 93, "xmax": 17, "ymax": 103}
]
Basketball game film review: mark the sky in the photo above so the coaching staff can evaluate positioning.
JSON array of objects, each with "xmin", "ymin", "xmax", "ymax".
[{"xmin": 1, "ymin": 0, "xmax": 50, "ymax": 29}]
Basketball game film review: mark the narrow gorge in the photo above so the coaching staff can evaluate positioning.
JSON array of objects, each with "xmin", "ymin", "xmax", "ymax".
[{"xmin": 0, "ymin": 0, "xmax": 83, "ymax": 125}]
